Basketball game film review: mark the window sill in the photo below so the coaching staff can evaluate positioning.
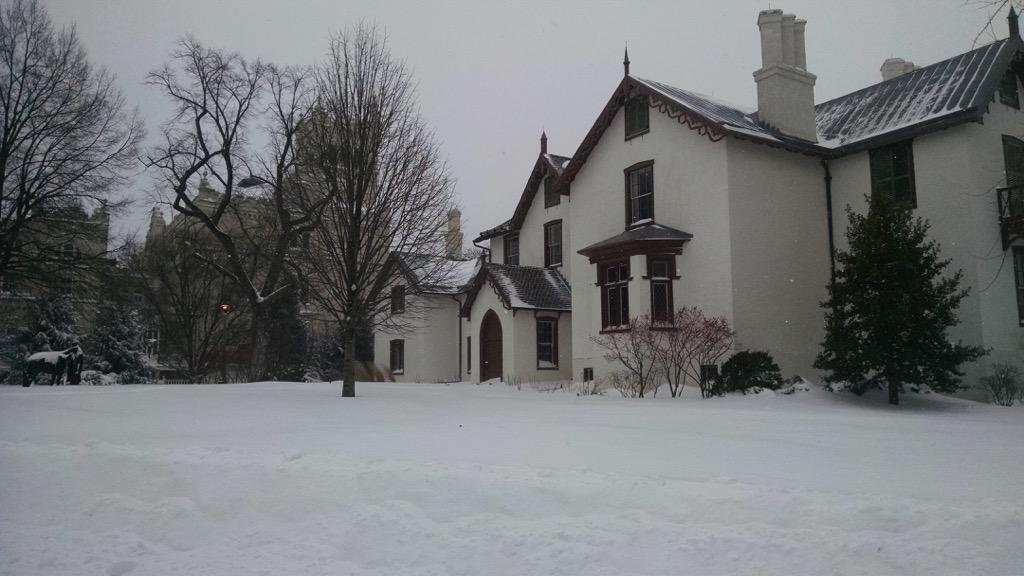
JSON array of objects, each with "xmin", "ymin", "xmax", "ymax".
[
  {"xmin": 625, "ymin": 128, "xmax": 649, "ymax": 141},
  {"xmin": 649, "ymin": 324, "xmax": 677, "ymax": 331},
  {"xmin": 537, "ymin": 365, "xmax": 560, "ymax": 371},
  {"xmin": 626, "ymin": 218, "xmax": 655, "ymax": 230},
  {"xmin": 546, "ymin": 263, "xmax": 563, "ymax": 270},
  {"xmin": 392, "ymin": 370, "xmax": 404, "ymax": 375},
  {"xmin": 599, "ymin": 327, "xmax": 632, "ymax": 334}
]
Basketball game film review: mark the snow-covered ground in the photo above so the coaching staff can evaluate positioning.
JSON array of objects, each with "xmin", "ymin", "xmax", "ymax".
[{"xmin": 0, "ymin": 382, "xmax": 1021, "ymax": 576}]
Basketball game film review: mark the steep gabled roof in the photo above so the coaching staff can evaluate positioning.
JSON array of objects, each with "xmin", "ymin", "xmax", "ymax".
[
  {"xmin": 815, "ymin": 37, "xmax": 1020, "ymax": 152},
  {"xmin": 461, "ymin": 263, "xmax": 571, "ymax": 315},
  {"xmin": 554, "ymin": 37, "xmax": 1023, "ymax": 194},
  {"xmin": 473, "ymin": 151, "xmax": 570, "ymax": 243}
]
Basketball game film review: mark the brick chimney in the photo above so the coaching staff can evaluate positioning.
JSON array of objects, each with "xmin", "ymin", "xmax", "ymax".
[
  {"xmin": 753, "ymin": 9, "xmax": 818, "ymax": 141},
  {"xmin": 445, "ymin": 207, "xmax": 463, "ymax": 259}
]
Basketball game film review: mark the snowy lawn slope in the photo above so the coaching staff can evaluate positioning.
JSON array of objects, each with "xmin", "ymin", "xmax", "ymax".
[{"xmin": 0, "ymin": 382, "xmax": 1021, "ymax": 576}]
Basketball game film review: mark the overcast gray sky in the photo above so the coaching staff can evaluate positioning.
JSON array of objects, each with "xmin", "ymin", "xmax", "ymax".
[{"xmin": 43, "ymin": 0, "xmax": 1010, "ymax": 242}]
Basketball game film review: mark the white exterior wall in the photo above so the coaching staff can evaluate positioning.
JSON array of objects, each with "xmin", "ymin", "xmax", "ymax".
[
  {"xmin": 488, "ymin": 235, "xmax": 504, "ymax": 264},
  {"xmin": 725, "ymin": 138, "xmax": 831, "ymax": 378},
  {"xmin": 463, "ymin": 280, "xmax": 572, "ymax": 384},
  {"xmin": 373, "ymin": 293, "xmax": 464, "ymax": 383},
  {"xmin": 829, "ymin": 96, "xmax": 1024, "ymax": 395},
  {"xmin": 567, "ymin": 104, "xmax": 734, "ymax": 382},
  {"xmin": 517, "ymin": 178, "xmax": 573, "ymax": 280}
]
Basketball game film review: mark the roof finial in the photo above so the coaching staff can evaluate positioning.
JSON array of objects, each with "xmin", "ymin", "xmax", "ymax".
[
  {"xmin": 1010, "ymin": 5, "xmax": 1020, "ymax": 38},
  {"xmin": 540, "ymin": 131, "xmax": 547, "ymax": 154},
  {"xmin": 623, "ymin": 44, "xmax": 630, "ymax": 76}
]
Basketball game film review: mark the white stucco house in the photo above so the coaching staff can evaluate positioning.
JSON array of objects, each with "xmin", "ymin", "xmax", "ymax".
[{"xmin": 374, "ymin": 8, "xmax": 1024, "ymax": 394}]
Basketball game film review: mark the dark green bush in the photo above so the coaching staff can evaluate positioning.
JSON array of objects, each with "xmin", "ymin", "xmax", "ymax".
[{"xmin": 720, "ymin": 351, "xmax": 783, "ymax": 393}]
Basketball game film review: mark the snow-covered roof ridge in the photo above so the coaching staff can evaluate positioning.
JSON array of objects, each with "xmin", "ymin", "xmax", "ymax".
[{"xmin": 467, "ymin": 262, "xmax": 572, "ymax": 312}]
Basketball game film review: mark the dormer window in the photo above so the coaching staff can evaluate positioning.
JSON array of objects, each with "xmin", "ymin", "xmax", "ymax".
[
  {"xmin": 1000, "ymin": 69, "xmax": 1020, "ymax": 109},
  {"xmin": 544, "ymin": 175, "xmax": 559, "ymax": 208},
  {"xmin": 625, "ymin": 160, "xmax": 655, "ymax": 225},
  {"xmin": 625, "ymin": 97, "xmax": 649, "ymax": 139}
]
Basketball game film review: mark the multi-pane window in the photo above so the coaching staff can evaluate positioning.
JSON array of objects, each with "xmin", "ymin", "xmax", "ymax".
[
  {"xmin": 1014, "ymin": 247, "xmax": 1024, "ymax": 325},
  {"xmin": 504, "ymin": 233, "xmax": 519, "ymax": 265},
  {"xmin": 600, "ymin": 259, "xmax": 630, "ymax": 329},
  {"xmin": 626, "ymin": 162, "xmax": 654, "ymax": 224},
  {"xmin": 648, "ymin": 256, "xmax": 674, "ymax": 324},
  {"xmin": 869, "ymin": 141, "xmax": 916, "ymax": 207},
  {"xmin": 390, "ymin": 285, "xmax": 406, "ymax": 314},
  {"xmin": 1003, "ymin": 136, "xmax": 1024, "ymax": 218},
  {"xmin": 625, "ymin": 97, "xmax": 649, "ymax": 139},
  {"xmin": 544, "ymin": 175, "xmax": 559, "ymax": 208},
  {"xmin": 1000, "ymin": 70, "xmax": 1020, "ymax": 109},
  {"xmin": 536, "ymin": 318, "xmax": 558, "ymax": 369},
  {"xmin": 389, "ymin": 339, "xmax": 405, "ymax": 373},
  {"xmin": 544, "ymin": 220, "xmax": 562, "ymax": 267}
]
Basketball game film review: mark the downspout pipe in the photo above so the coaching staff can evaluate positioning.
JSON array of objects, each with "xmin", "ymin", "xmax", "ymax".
[
  {"xmin": 472, "ymin": 239, "xmax": 491, "ymax": 262},
  {"xmin": 821, "ymin": 159, "xmax": 836, "ymax": 282}
]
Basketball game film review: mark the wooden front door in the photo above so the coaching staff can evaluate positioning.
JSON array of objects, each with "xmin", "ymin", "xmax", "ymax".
[{"xmin": 480, "ymin": 310, "xmax": 503, "ymax": 381}]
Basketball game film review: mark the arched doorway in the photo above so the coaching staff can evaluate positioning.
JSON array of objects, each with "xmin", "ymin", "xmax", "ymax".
[{"xmin": 480, "ymin": 310, "xmax": 503, "ymax": 382}]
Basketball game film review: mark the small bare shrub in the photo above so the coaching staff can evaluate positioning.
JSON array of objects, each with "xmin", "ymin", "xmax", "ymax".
[
  {"xmin": 982, "ymin": 364, "xmax": 1021, "ymax": 407},
  {"xmin": 591, "ymin": 315, "xmax": 663, "ymax": 398}
]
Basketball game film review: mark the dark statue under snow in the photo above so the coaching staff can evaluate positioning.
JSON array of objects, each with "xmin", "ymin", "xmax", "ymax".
[{"xmin": 23, "ymin": 346, "xmax": 84, "ymax": 387}]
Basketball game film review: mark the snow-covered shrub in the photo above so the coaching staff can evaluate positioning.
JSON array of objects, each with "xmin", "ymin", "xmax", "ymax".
[
  {"xmin": 81, "ymin": 370, "xmax": 116, "ymax": 386},
  {"xmin": 982, "ymin": 364, "xmax": 1020, "ymax": 407},
  {"xmin": 720, "ymin": 351, "xmax": 783, "ymax": 394},
  {"xmin": 605, "ymin": 370, "xmax": 659, "ymax": 398},
  {"xmin": 776, "ymin": 376, "xmax": 812, "ymax": 395}
]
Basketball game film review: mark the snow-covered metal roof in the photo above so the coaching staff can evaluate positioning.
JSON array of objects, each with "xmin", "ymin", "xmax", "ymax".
[
  {"xmin": 462, "ymin": 263, "xmax": 571, "ymax": 313},
  {"xmin": 815, "ymin": 37, "xmax": 1019, "ymax": 150}
]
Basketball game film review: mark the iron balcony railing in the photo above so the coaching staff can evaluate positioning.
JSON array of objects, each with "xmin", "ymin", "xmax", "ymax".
[{"xmin": 998, "ymin": 185, "xmax": 1024, "ymax": 249}]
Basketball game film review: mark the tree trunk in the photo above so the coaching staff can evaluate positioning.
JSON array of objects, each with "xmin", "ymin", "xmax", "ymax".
[
  {"xmin": 888, "ymin": 380, "xmax": 899, "ymax": 405},
  {"xmin": 342, "ymin": 331, "xmax": 356, "ymax": 397}
]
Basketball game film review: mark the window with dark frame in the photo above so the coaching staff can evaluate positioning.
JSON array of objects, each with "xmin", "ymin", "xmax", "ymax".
[
  {"xmin": 390, "ymin": 285, "xmax": 406, "ymax": 314},
  {"xmin": 599, "ymin": 259, "xmax": 630, "ymax": 329},
  {"xmin": 1000, "ymin": 70, "xmax": 1020, "ymax": 109},
  {"xmin": 869, "ymin": 141, "xmax": 916, "ymax": 207},
  {"xmin": 536, "ymin": 318, "xmax": 558, "ymax": 369},
  {"xmin": 504, "ymin": 233, "xmax": 519, "ymax": 265},
  {"xmin": 467, "ymin": 336, "xmax": 472, "ymax": 373},
  {"xmin": 625, "ymin": 97, "xmax": 649, "ymax": 139},
  {"xmin": 626, "ymin": 162, "xmax": 654, "ymax": 225},
  {"xmin": 544, "ymin": 220, "xmax": 562, "ymax": 267},
  {"xmin": 1014, "ymin": 247, "xmax": 1024, "ymax": 325},
  {"xmin": 544, "ymin": 175, "xmax": 559, "ymax": 208},
  {"xmin": 389, "ymin": 339, "xmax": 405, "ymax": 373},
  {"xmin": 647, "ymin": 256, "xmax": 674, "ymax": 324}
]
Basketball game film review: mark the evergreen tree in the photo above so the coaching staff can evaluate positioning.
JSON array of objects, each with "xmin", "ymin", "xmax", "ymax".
[
  {"xmin": 815, "ymin": 195, "xmax": 986, "ymax": 405},
  {"xmin": 86, "ymin": 300, "xmax": 147, "ymax": 383},
  {"xmin": 263, "ymin": 289, "xmax": 310, "ymax": 381},
  {"xmin": 2, "ymin": 293, "xmax": 81, "ymax": 385}
]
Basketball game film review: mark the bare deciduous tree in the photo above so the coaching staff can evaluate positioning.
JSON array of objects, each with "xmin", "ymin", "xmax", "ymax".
[
  {"xmin": 145, "ymin": 39, "xmax": 336, "ymax": 377},
  {"xmin": 0, "ymin": 0, "xmax": 142, "ymax": 286},
  {"xmin": 300, "ymin": 24, "xmax": 456, "ymax": 397}
]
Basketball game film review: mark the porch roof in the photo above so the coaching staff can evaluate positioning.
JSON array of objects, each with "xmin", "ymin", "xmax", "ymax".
[{"xmin": 577, "ymin": 222, "xmax": 693, "ymax": 262}]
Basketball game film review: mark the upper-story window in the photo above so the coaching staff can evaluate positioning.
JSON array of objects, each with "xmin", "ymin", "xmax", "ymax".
[
  {"xmin": 389, "ymin": 339, "xmax": 405, "ymax": 374},
  {"xmin": 625, "ymin": 161, "xmax": 654, "ymax": 225},
  {"xmin": 503, "ymin": 233, "xmax": 519, "ymax": 265},
  {"xmin": 869, "ymin": 141, "xmax": 916, "ymax": 207},
  {"xmin": 1004, "ymin": 135, "xmax": 1024, "ymax": 187},
  {"xmin": 600, "ymin": 259, "xmax": 630, "ymax": 330},
  {"xmin": 544, "ymin": 175, "xmax": 559, "ymax": 208},
  {"xmin": 1000, "ymin": 70, "xmax": 1020, "ymax": 109},
  {"xmin": 1014, "ymin": 247, "xmax": 1024, "ymax": 325},
  {"xmin": 625, "ymin": 97, "xmax": 650, "ymax": 139},
  {"xmin": 390, "ymin": 285, "xmax": 406, "ymax": 314},
  {"xmin": 544, "ymin": 220, "xmax": 562, "ymax": 267}
]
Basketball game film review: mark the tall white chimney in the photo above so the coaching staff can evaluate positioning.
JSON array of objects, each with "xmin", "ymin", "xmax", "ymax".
[
  {"xmin": 753, "ymin": 9, "xmax": 818, "ymax": 142},
  {"xmin": 880, "ymin": 58, "xmax": 916, "ymax": 81}
]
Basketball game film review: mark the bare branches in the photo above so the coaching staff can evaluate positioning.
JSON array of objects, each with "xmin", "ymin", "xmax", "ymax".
[
  {"xmin": 145, "ymin": 38, "xmax": 319, "ymax": 308},
  {"xmin": 0, "ymin": 0, "xmax": 142, "ymax": 284},
  {"xmin": 298, "ymin": 23, "xmax": 456, "ymax": 396}
]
